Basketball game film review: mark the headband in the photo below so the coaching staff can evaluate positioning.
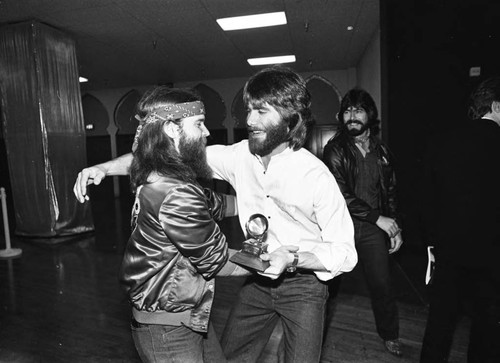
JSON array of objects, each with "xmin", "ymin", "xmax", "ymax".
[{"xmin": 131, "ymin": 101, "xmax": 205, "ymax": 152}]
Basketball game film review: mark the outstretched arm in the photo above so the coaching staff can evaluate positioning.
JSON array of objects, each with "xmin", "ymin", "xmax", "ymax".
[{"xmin": 73, "ymin": 153, "xmax": 133, "ymax": 203}]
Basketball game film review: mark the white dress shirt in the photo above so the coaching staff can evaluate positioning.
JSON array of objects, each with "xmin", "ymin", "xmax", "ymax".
[{"xmin": 207, "ymin": 140, "xmax": 357, "ymax": 281}]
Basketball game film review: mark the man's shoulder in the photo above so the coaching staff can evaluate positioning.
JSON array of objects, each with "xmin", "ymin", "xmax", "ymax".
[
  {"xmin": 323, "ymin": 135, "xmax": 349, "ymax": 155},
  {"xmin": 208, "ymin": 140, "xmax": 250, "ymax": 155},
  {"xmin": 143, "ymin": 179, "xmax": 202, "ymax": 199},
  {"xmin": 209, "ymin": 139, "xmax": 249, "ymax": 148},
  {"xmin": 289, "ymin": 148, "xmax": 335, "ymax": 176}
]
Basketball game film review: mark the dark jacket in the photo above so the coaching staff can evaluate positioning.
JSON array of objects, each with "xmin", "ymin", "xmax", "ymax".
[
  {"xmin": 322, "ymin": 132, "xmax": 399, "ymax": 225},
  {"xmin": 119, "ymin": 177, "xmax": 228, "ymax": 332},
  {"xmin": 421, "ymin": 118, "xmax": 500, "ymax": 270}
]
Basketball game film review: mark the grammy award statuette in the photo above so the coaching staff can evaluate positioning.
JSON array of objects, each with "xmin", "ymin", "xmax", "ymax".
[{"xmin": 230, "ymin": 213, "xmax": 270, "ymax": 272}]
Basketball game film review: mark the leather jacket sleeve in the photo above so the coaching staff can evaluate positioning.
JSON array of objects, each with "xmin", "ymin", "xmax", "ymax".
[
  {"xmin": 160, "ymin": 183, "xmax": 228, "ymax": 279},
  {"xmin": 203, "ymin": 188, "xmax": 227, "ymax": 222},
  {"xmin": 323, "ymin": 139, "xmax": 380, "ymax": 224}
]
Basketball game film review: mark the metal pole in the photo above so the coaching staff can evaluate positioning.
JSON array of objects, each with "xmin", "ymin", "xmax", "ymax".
[{"xmin": 0, "ymin": 187, "xmax": 22, "ymax": 258}]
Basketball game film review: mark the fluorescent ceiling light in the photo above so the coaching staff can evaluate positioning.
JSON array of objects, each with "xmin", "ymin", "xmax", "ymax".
[
  {"xmin": 217, "ymin": 11, "xmax": 286, "ymax": 31},
  {"xmin": 79, "ymin": 77, "xmax": 88, "ymax": 83},
  {"xmin": 247, "ymin": 55, "xmax": 296, "ymax": 66}
]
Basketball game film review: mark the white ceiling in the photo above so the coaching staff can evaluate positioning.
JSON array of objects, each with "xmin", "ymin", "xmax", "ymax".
[{"xmin": 0, "ymin": 0, "xmax": 379, "ymax": 90}]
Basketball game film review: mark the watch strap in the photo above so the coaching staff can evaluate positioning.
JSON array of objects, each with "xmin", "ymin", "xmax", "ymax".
[{"xmin": 286, "ymin": 252, "xmax": 299, "ymax": 273}]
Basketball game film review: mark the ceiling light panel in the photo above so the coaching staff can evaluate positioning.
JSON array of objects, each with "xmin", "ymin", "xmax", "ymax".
[
  {"xmin": 217, "ymin": 11, "xmax": 287, "ymax": 31},
  {"xmin": 247, "ymin": 55, "xmax": 296, "ymax": 66}
]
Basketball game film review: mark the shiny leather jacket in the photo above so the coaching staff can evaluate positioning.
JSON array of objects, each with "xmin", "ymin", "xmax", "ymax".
[
  {"xmin": 119, "ymin": 177, "xmax": 228, "ymax": 333},
  {"xmin": 323, "ymin": 132, "xmax": 399, "ymax": 225}
]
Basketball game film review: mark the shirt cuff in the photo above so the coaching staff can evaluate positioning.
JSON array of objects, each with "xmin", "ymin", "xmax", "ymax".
[{"xmin": 309, "ymin": 242, "xmax": 357, "ymax": 281}]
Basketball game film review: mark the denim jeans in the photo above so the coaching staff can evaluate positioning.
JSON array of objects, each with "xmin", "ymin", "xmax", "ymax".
[
  {"xmin": 221, "ymin": 273, "xmax": 328, "ymax": 363},
  {"xmin": 131, "ymin": 319, "xmax": 226, "ymax": 363},
  {"xmin": 353, "ymin": 219, "xmax": 399, "ymax": 341}
]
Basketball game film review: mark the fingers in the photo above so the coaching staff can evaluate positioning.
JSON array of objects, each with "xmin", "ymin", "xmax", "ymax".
[
  {"xmin": 276, "ymin": 245, "xmax": 299, "ymax": 253},
  {"xmin": 388, "ymin": 236, "xmax": 403, "ymax": 254},
  {"xmin": 73, "ymin": 172, "xmax": 87, "ymax": 203},
  {"xmin": 389, "ymin": 226, "xmax": 402, "ymax": 238},
  {"xmin": 259, "ymin": 253, "xmax": 271, "ymax": 261},
  {"xmin": 260, "ymin": 245, "xmax": 298, "ymax": 260},
  {"xmin": 73, "ymin": 168, "xmax": 105, "ymax": 203},
  {"xmin": 257, "ymin": 270, "xmax": 279, "ymax": 280}
]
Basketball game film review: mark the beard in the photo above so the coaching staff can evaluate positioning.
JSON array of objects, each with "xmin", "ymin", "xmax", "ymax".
[
  {"xmin": 178, "ymin": 133, "xmax": 213, "ymax": 180},
  {"xmin": 248, "ymin": 121, "xmax": 289, "ymax": 156},
  {"xmin": 345, "ymin": 120, "xmax": 369, "ymax": 137}
]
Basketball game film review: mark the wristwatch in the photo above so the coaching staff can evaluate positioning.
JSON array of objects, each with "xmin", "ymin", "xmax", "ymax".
[{"xmin": 286, "ymin": 252, "xmax": 299, "ymax": 273}]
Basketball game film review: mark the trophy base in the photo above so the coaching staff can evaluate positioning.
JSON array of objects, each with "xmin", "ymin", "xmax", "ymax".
[{"xmin": 230, "ymin": 251, "xmax": 270, "ymax": 272}]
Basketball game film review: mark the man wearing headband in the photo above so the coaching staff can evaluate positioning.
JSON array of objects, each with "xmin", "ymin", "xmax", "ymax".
[
  {"xmin": 117, "ymin": 86, "xmax": 250, "ymax": 363},
  {"xmin": 74, "ymin": 67, "xmax": 357, "ymax": 363}
]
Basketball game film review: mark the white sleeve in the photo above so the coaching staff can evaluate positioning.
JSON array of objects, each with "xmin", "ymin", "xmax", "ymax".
[
  {"xmin": 206, "ymin": 144, "xmax": 237, "ymax": 183},
  {"xmin": 310, "ymin": 170, "xmax": 357, "ymax": 281}
]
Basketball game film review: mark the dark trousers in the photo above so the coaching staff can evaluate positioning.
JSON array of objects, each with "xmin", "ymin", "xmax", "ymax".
[
  {"xmin": 221, "ymin": 273, "xmax": 327, "ymax": 363},
  {"xmin": 420, "ymin": 260, "xmax": 500, "ymax": 363},
  {"xmin": 353, "ymin": 219, "xmax": 399, "ymax": 341}
]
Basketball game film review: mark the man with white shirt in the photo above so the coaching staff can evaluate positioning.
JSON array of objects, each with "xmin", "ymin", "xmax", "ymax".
[{"xmin": 73, "ymin": 67, "xmax": 357, "ymax": 363}]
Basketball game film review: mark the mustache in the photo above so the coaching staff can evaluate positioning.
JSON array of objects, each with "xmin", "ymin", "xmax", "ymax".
[
  {"xmin": 247, "ymin": 127, "xmax": 265, "ymax": 134},
  {"xmin": 345, "ymin": 120, "xmax": 364, "ymax": 126}
]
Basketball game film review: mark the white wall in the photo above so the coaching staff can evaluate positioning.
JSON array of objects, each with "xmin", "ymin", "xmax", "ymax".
[
  {"xmin": 84, "ymin": 68, "xmax": 359, "ymax": 145},
  {"xmin": 356, "ymin": 27, "xmax": 382, "ymax": 120}
]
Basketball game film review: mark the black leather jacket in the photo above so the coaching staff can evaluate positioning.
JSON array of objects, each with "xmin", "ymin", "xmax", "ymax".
[
  {"xmin": 119, "ymin": 177, "xmax": 228, "ymax": 333},
  {"xmin": 323, "ymin": 132, "xmax": 399, "ymax": 225}
]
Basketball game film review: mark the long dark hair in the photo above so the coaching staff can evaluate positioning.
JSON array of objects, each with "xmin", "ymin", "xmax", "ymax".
[
  {"xmin": 338, "ymin": 88, "xmax": 381, "ymax": 136},
  {"xmin": 243, "ymin": 66, "xmax": 314, "ymax": 150},
  {"xmin": 130, "ymin": 87, "xmax": 201, "ymax": 190}
]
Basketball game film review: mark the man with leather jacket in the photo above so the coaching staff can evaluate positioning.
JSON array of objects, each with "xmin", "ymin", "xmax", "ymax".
[
  {"xmin": 118, "ymin": 86, "xmax": 248, "ymax": 363},
  {"xmin": 322, "ymin": 88, "xmax": 404, "ymax": 357}
]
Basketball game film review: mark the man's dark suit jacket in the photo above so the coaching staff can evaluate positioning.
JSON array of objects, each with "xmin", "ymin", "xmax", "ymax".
[{"xmin": 422, "ymin": 118, "xmax": 500, "ymax": 275}]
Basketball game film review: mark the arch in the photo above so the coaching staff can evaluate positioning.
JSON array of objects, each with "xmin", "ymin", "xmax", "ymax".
[
  {"xmin": 194, "ymin": 83, "xmax": 227, "ymax": 145},
  {"xmin": 231, "ymin": 87, "xmax": 248, "ymax": 142},
  {"xmin": 194, "ymin": 83, "xmax": 226, "ymax": 128},
  {"xmin": 305, "ymin": 74, "xmax": 342, "ymax": 126},
  {"xmin": 82, "ymin": 93, "xmax": 109, "ymax": 136},
  {"xmin": 304, "ymin": 75, "xmax": 342, "ymax": 158},
  {"xmin": 114, "ymin": 89, "xmax": 141, "ymax": 135},
  {"xmin": 231, "ymin": 88, "xmax": 246, "ymax": 128}
]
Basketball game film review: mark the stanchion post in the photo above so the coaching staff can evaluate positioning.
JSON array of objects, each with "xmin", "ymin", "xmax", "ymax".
[{"xmin": 0, "ymin": 187, "xmax": 22, "ymax": 258}]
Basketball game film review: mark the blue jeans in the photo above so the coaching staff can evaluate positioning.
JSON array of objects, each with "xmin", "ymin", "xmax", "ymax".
[
  {"xmin": 353, "ymin": 219, "xmax": 399, "ymax": 341},
  {"xmin": 131, "ymin": 319, "xmax": 226, "ymax": 363},
  {"xmin": 221, "ymin": 273, "xmax": 328, "ymax": 363}
]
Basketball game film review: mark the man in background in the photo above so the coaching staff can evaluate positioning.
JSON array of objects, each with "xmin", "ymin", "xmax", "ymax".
[
  {"xmin": 420, "ymin": 76, "xmax": 500, "ymax": 362},
  {"xmin": 323, "ymin": 88, "xmax": 404, "ymax": 357}
]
